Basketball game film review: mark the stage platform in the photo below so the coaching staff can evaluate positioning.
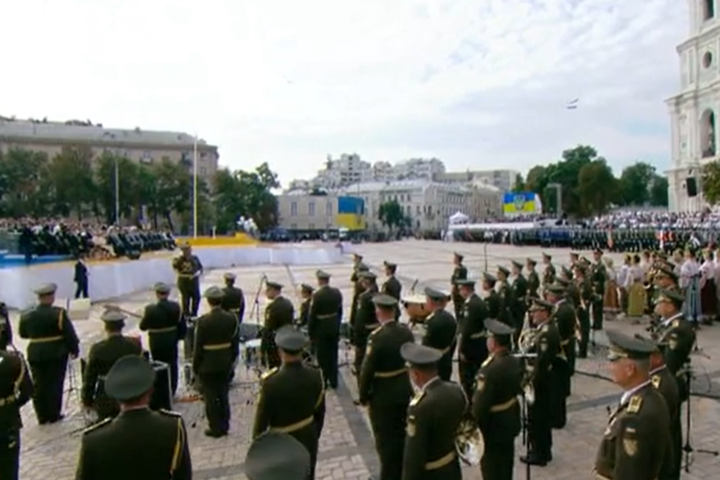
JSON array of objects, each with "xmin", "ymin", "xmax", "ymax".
[{"xmin": 2, "ymin": 243, "xmax": 352, "ymax": 310}]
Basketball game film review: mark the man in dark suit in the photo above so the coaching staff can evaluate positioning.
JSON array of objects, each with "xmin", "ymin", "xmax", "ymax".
[{"xmin": 74, "ymin": 255, "xmax": 89, "ymax": 299}]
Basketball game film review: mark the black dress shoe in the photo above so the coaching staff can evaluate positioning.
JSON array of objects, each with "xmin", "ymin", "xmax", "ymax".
[
  {"xmin": 204, "ymin": 429, "xmax": 228, "ymax": 438},
  {"xmin": 520, "ymin": 455, "xmax": 547, "ymax": 466},
  {"xmin": 48, "ymin": 414, "xmax": 65, "ymax": 424}
]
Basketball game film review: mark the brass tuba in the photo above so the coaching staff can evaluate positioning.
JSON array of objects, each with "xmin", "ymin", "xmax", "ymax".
[{"xmin": 455, "ymin": 414, "xmax": 484, "ymax": 466}]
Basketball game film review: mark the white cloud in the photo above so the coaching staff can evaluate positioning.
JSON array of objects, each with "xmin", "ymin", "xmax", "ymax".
[{"xmin": 1, "ymin": 0, "xmax": 687, "ymax": 185}]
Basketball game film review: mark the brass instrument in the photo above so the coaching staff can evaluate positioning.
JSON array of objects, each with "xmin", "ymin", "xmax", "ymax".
[
  {"xmin": 455, "ymin": 414, "xmax": 483, "ymax": 466},
  {"xmin": 515, "ymin": 327, "xmax": 538, "ymax": 405}
]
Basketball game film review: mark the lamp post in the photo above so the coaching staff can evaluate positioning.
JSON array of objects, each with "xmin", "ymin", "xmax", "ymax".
[
  {"xmin": 192, "ymin": 135, "xmax": 198, "ymax": 238},
  {"xmin": 547, "ymin": 182, "xmax": 563, "ymax": 215},
  {"xmin": 114, "ymin": 156, "xmax": 120, "ymax": 225}
]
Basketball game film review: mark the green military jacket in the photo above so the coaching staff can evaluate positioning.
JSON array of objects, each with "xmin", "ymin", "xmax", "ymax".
[
  {"xmin": 358, "ymin": 321, "xmax": 414, "ymax": 406},
  {"xmin": 472, "ymin": 350, "xmax": 522, "ymax": 442}
]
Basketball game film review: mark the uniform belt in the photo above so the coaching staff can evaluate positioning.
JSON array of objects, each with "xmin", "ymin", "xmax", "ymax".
[
  {"xmin": 425, "ymin": 451, "xmax": 455, "ymax": 470},
  {"xmin": 317, "ymin": 313, "xmax": 337, "ymax": 319},
  {"xmin": 97, "ymin": 375, "xmax": 107, "ymax": 381},
  {"xmin": 0, "ymin": 394, "xmax": 15, "ymax": 407},
  {"xmin": 229, "ymin": 308, "xmax": 241, "ymax": 313},
  {"xmin": 203, "ymin": 343, "xmax": 231, "ymax": 351},
  {"xmin": 374, "ymin": 368, "xmax": 406, "ymax": 378},
  {"xmin": 560, "ymin": 338, "xmax": 570, "ymax": 346},
  {"xmin": 148, "ymin": 326, "xmax": 177, "ymax": 334},
  {"xmin": 29, "ymin": 336, "xmax": 63, "ymax": 344},
  {"xmin": 269, "ymin": 415, "xmax": 314, "ymax": 434},
  {"xmin": 469, "ymin": 332, "xmax": 486, "ymax": 339},
  {"xmin": 489, "ymin": 397, "xmax": 517, "ymax": 413},
  {"xmin": 365, "ymin": 323, "xmax": 380, "ymax": 330},
  {"xmin": 177, "ymin": 274, "xmax": 195, "ymax": 278}
]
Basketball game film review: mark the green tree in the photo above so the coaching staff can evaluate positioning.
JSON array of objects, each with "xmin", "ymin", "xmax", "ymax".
[
  {"xmin": 0, "ymin": 148, "xmax": 52, "ymax": 217},
  {"xmin": 577, "ymin": 159, "xmax": 617, "ymax": 216},
  {"xmin": 511, "ymin": 173, "xmax": 525, "ymax": 192},
  {"xmin": 151, "ymin": 158, "xmax": 193, "ymax": 231},
  {"xmin": 703, "ymin": 161, "xmax": 720, "ymax": 205},
  {"xmin": 47, "ymin": 146, "xmax": 96, "ymax": 219},
  {"xmin": 95, "ymin": 152, "xmax": 144, "ymax": 223},
  {"xmin": 649, "ymin": 176, "xmax": 669, "ymax": 206},
  {"xmin": 618, "ymin": 161, "xmax": 656, "ymax": 206},
  {"xmin": 378, "ymin": 199, "xmax": 405, "ymax": 230}
]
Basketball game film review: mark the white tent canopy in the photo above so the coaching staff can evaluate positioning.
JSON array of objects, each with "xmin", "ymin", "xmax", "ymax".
[{"xmin": 449, "ymin": 211, "xmax": 469, "ymax": 225}]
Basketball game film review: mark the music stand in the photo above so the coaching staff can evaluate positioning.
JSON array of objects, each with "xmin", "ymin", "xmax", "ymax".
[{"xmin": 681, "ymin": 363, "xmax": 719, "ymax": 472}]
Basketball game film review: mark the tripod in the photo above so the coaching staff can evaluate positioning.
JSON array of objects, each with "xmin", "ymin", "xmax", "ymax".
[
  {"xmin": 520, "ymin": 391, "xmax": 532, "ymax": 480},
  {"xmin": 681, "ymin": 364, "xmax": 719, "ymax": 472}
]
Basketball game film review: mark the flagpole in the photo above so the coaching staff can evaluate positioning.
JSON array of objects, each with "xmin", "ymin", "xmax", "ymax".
[{"xmin": 193, "ymin": 134, "xmax": 198, "ymax": 238}]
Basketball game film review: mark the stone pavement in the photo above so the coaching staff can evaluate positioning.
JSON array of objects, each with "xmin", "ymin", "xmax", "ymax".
[{"xmin": 10, "ymin": 240, "xmax": 720, "ymax": 479}]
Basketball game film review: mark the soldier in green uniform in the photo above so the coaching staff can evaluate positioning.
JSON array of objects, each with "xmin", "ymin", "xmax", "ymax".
[
  {"xmin": 262, "ymin": 281, "xmax": 295, "ymax": 369},
  {"xmin": 358, "ymin": 294, "xmax": 414, "ymax": 480},
  {"xmin": 349, "ymin": 260, "xmax": 369, "ymax": 343},
  {"xmin": 253, "ymin": 327, "xmax": 325, "ymax": 480},
  {"xmin": 192, "ymin": 286, "xmax": 240, "ymax": 437},
  {"xmin": 496, "ymin": 266, "xmax": 515, "ymax": 329},
  {"xmin": 297, "ymin": 284, "xmax": 313, "ymax": 328},
  {"xmin": 593, "ymin": 330, "xmax": 671, "ymax": 480},
  {"xmin": 545, "ymin": 284, "xmax": 574, "ymax": 428},
  {"xmin": 521, "ymin": 298, "xmax": 560, "ymax": 466},
  {"xmin": 450, "ymin": 252, "xmax": 468, "ymax": 320},
  {"xmin": 570, "ymin": 251, "xmax": 580, "ymax": 265},
  {"xmin": 482, "ymin": 273, "xmax": 501, "ymax": 320},
  {"xmin": 401, "ymin": 342, "xmax": 467, "ymax": 480},
  {"xmin": 381, "ymin": 261, "xmax": 402, "ymax": 320},
  {"xmin": 308, "ymin": 270, "xmax": 343, "ymax": 389},
  {"xmin": 352, "ymin": 271, "xmax": 379, "ymax": 379},
  {"xmin": 139, "ymin": 282, "xmax": 185, "ymax": 395},
  {"xmin": 172, "ymin": 243, "xmax": 203, "ymax": 316},
  {"xmin": 0, "ymin": 302, "xmax": 12, "ymax": 351},
  {"xmin": 75, "ymin": 355, "xmax": 192, "ymax": 480},
  {"xmin": 526, "ymin": 258, "xmax": 540, "ymax": 299},
  {"xmin": 560, "ymin": 265, "xmax": 573, "ymax": 282},
  {"xmin": 511, "ymin": 260, "xmax": 528, "ymax": 335},
  {"xmin": 245, "ymin": 432, "xmax": 312, "ymax": 480},
  {"xmin": 0, "ymin": 346, "xmax": 33, "ymax": 480},
  {"xmin": 472, "ymin": 319, "xmax": 522, "ymax": 480},
  {"xmin": 82, "ymin": 310, "xmax": 142, "ymax": 420},
  {"xmin": 19, "ymin": 282, "xmax": 80, "ymax": 424},
  {"xmin": 221, "ymin": 272, "xmax": 245, "ymax": 324},
  {"xmin": 591, "ymin": 249, "xmax": 608, "ymax": 330},
  {"xmin": 421, "ymin": 287, "xmax": 457, "ymax": 382},
  {"xmin": 573, "ymin": 263, "xmax": 593, "ymax": 358},
  {"xmin": 457, "ymin": 279, "xmax": 490, "ymax": 398},
  {"xmin": 541, "ymin": 253, "xmax": 556, "ymax": 288}
]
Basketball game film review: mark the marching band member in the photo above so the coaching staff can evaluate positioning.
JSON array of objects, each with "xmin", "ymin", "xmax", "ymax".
[
  {"xmin": 172, "ymin": 243, "xmax": 203, "ymax": 317},
  {"xmin": 525, "ymin": 258, "xmax": 540, "ymax": 299},
  {"xmin": 82, "ymin": 310, "xmax": 142, "ymax": 420},
  {"xmin": 245, "ymin": 432, "xmax": 312, "ymax": 480},
  {"xmin": 653, "ymin": 289, "xmax": 696, "ymax": 400},
  {"xmin": 572, "ymin": 263, "xmax": 592, "ymax": 359},
  {"xmin": 457, "ymin": 279, "xmax": 490, "ymax": 399},
  {"xmin": 308, "ymin": 270, "xmax": 343, "ymax": 389},
  {"xmin": 450, "ymin": 253, "xmax": 468, "ymax": 320},
  {"xmin": 401, "ymin": 342, "xmax": 466, "ymax": 480},
  {"xmin": 590, "ymin": 248, "xmax": 607, "ymax": 330},
  {"xmin": 495, "ymin": 266, "xmax": 515, "ymax": 329},
  {"xmin": 481, "ymin": 273, "xmax": 501, "ymax": 320},
  {"xmin": 348, "ymin": 256, "xmax": 367, "ymax": 342},
  {"xmin": 510, "ymin": 260, "xmax": 528, "ymax": 336},
  {"xmin": 541, "ymin": 253, "xmax": 556, "ymax": 287},
  {"xmin": 221, "ymin": 272, "xmax": 245, "ymax": 325},
  {"xmin": 381, "ymin": 261, "xmax": 402, "ymax": 319},
  {"xmin": 261, "ymin": 281, "xmax": 294, "ymax": 369},
  {"xmin": 545, "ymin": 284, "xmax": 574, "ymax": 428},
  {"xmin": 421, "ymin": 288, "xmax": 457, "ymax": 382},
  {"xmin": 0, "ymin": 345, "xmax": 33, "ymax": 480},
  {"xmin": 296, "ymin": 284, "xmax": 313, "ymax": 328},
  {"xmin": 352, "ymin": 271, "xmax": 379, "ymax": 381},
  {"xmin": 472, "ymin": 319, "xmax": 522, "ymax": 480}
]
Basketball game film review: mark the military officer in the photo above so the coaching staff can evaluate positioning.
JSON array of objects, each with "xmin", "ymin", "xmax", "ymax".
[
  {"xmin": 482, "ymin": 273, "xmax": 501, "ymax": 319},
  {"xmin": 358, "ymin": 294, "xmax": 414, "ymax": 480},
  {"xmin": 591, "ymin": 249, "xmax": 608, "ymax": 330},
  {"xmin": 297, "ymin": 284, "xmax": 313, "ymax": 328},
  {"xmin": 193, "ymin": 286, "xmax": 240, "ymax": 437},
  {"xmin": 526, "ymin": 258, "xmax": 540, "ymax": 299},
  {"xmin": 221, "ymin": 272, "xmax": 245, "ymax": 324},
  {"xmin": 593, "ymin": 330, "xmax": 671, "ymax": 480},
  {"xmin": 352, "ymin": 271, "xmax": 379, "ymax": 378},
  {"xmin": 253, "ymin": 327, "xmax": 325, "ymax": 480},
  {"xmin": 422, "ymin": 287, "xmax": 457, "ymax": 382},
  {"xmin": 139, "ymin": 282, "xmax": 185, "ymax": 396},
  {"xmin": 0, "ymin": 302, "xmax": 12, "ymax": 351},
  {"xmin": 401, "ymin": 343, "xmax": 466, "ymax": 480},
  {"xmin": 654, "ymin": 266, "xmax": 680, "ymax": 294},
  {"xmin": 75, "ymin": 355, "xmax": 192, "ymax": 480},
  {"xmin": 496, "ymin": 266, "xmax": 515, "ymax": 329},
  {"xmin": 522, "ymin": 298, "xmax": 560, "ymax": 466},
  {"xmin": 450, "ymin": 252, "xmax": 468, "ymax": 320},
  {"xmin": 381, "ymin": 261, "xmax": 402, "ymax": 320},
  {"xmin": 545, "ymin": 284, "xmax": 574, "ymax": 428},
  {"xmin": 172, "ymin": 243, "xmax": 203, "ymax": 317},
  {"xmin": 0, "ymin": 346, "xmax": 33, "ymax": 480},
  {"xmin": 570, "ymin": 251, "xmax": 580, "ymax": 265},
  {"xmin": 457, "ymin": 279, "xmax": 489, "ymax": 398},
  {"xmin": 472, "ymin": 319, "xmax": 522, "ymax": 480},
  {"xmin": 245, "ymin": 432, "xmax": 312, "ymax": 480},
  {"xmin": 510, "ymin": 260, "xmax": 528, "ymax": 332},
  {"xmin": 573, "ymin": 262, "xmax": 593, "ymax": 358},
  {"xmin": 82, "ymin": 310, "xmax": 142, "ymax": 420},
  {"xmin": 541, "ymin": 253, "xmax": 556, "ymax": 287},
  {"xmin": 19, "ymin": 283, "xmax": 80, "ymax": 424},
  {"xmin": 262, "ymin": 281, "xmax": 295, "ymax": 369},
  {"xmin": 308, "ymin": 270, "xmax": 343, "ymax": 389},
  {"xmin": 349, "ymin": 257, "xmax": 368, "ymax": 339}
]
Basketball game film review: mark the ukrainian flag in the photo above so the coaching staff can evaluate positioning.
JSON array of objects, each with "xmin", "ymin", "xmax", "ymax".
[
  {"xmin": 335, "ymin": 196, "xmax": 366, "ymax": 230},
  {"xmin": 503, "ymin": 192, "xmax": 536, "ymax": 214}
]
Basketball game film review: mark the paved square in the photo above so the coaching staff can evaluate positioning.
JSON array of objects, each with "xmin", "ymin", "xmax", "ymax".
[{"xmin": 11, "ymin": 240, "xmax": 720, "ymax": 479}]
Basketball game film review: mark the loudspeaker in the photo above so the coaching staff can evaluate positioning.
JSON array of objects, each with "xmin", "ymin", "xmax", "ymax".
[{"xmin": 687, "ymin": 177, "xmax": 698, "ymax": 197}]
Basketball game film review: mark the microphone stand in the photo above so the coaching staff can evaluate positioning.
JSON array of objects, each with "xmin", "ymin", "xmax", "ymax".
[
  {"xmin": 513, "ymin": 352, "xmax": 536, "ymax": 480},
  {"xmin": 682, "ymin": 363, "xmax": 719, "ymax": 472}
]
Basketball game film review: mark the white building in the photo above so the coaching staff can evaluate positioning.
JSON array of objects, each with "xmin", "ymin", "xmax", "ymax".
[
  {"xmin": 393, "ymin": 158, "xmax": 446, "ymax": 180},
  {"xmin": 434, "ymin": 169, "xmax": 518, "ymax": 192},
  {"xmin": 314, "ymin": 153, "xmax": 373, "ymax": 188},
  {"xmin": 372, "ymin": 161, "xmax": 395, "ymax": 182},
  {"xmin": 667, "ymin": 0, "xmax": 719, "ymax": 211}
]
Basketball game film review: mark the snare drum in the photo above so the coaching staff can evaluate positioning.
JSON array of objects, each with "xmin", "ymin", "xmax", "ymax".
[
  {"xmin": 243, "ymin": 339, "xmax": 263, "ymax": 368},
  {"xmin": 401, "ymin": 295, "xmax": 430, "ymax": 322}
]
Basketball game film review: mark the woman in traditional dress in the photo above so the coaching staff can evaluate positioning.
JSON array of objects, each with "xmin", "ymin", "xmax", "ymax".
[
  {"xmin": 681, "ymin": 249, "xmax": 701, "ymax": 325},
  {"xmin": 699, "ymin": 249, "xmax": 717, "ymax": 324},
  {"xmin": 603, "ymin": 257, "xmax": 620, "ymax": 315},
  {"xmin": 617, "ymin": 254, "xmax": 631, "ymax": 314},
  {"xmin": 625, "ymin": 254, "xmax": 646, "ymax": 318}
]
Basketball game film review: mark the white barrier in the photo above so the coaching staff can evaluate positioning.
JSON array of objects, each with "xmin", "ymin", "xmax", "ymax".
[{"xmin": 2, "ymin": 244, "xmax": 347, "ymax": 310}]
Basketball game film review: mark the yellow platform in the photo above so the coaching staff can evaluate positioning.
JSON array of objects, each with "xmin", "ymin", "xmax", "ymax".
[{"xmin": 178, "ymin": 233, "xmax": 258, "ymax": 247}]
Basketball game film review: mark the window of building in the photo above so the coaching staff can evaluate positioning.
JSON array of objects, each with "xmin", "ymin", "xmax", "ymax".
[
  {"xmin": 705, "ymin": 0, "xmax": 715, "ymax": 20},
  {"xmin": 309, "ymin": 202, "xmax": 315, "ymax": 216},
  {"xmin": 200, "ymin": 167, "xmax": 207, "ymax": 176},
  {"xmin": 309, "ymin": 223, "xmax": 315, "ymax": 229},
  {"xmin": 290, "ymin": 223, "xmax": 297, "ymax": 229},
  {"xmin": 326, "ymin": 201, "xmax": 333, "ymax": 215},
  {"xmin": 291, "ymin": 202, "xmax": 298, "ymax": 216}
]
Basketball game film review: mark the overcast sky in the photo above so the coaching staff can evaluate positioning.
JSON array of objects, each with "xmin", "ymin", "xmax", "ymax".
[{"xmin": 2, "ymin": 0, "xmax": 687, "ymax": 187}]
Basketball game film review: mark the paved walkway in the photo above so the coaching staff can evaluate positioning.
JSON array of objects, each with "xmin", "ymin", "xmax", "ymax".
[{"xmin": 12, "ymin": 240, "xmax": 720, "ymax": 479}]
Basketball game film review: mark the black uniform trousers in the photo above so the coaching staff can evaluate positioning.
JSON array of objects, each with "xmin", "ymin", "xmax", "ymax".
[
  {"xmin": 550, "ymin": 359, "xmax": 569, "ymax": 429},
  {"xmin": 179, "ymin": 279, "xmax": 201, "ymax": 317},
  {"xmin": 528, "ymin": 379, "xmax": 553, "ymax": 460},
  {"xmin": 671, "ymin": 411, "xmax": 683, "ymax": 480},
  {"xmin": 591, "ymin": 299, "xmax": 604, "ymax": 330},
  {"xmin": 29, "ymin": 357, "xmax": 68, "ymax": 423},
  {"xmin": 0, "ymin": 429, "xmax": 20, "ymax": 480},
  {"xmin": 369, "ymin": 402, "xmax": 407, "ymax": 480},
  {"xmin": 200, "ymin": 372, "xmax": 231, "ymax": 434},
  {"xmin": 316, "ymin": 333, "xmax": 339, "ymax": 388},
  {"xmin": 577, "ymin": 307, "xmax": 590, "ymax": 358},
  {"xmin": 459, "ymin": 359, "xmax": 482, "ymax": 400},
  {"xmin": 74, "ymin": 280, "xmax": 89, "ymax": 299},
  {"xmin": 438, "ymin": 351, "xmax": 453, "ymax": 382},
  {"xmin": 150, "ymin": 344, "xmax": 179, "ymax": 396},
  {"xmin": 482, "ymin": 439, "xmax": 515, "ymax": 480}
]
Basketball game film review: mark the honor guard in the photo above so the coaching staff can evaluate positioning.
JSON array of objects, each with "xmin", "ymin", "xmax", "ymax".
[
  {"xmin": 421, "ymin": 287, "xmax": 457, "ymax": 382},
  {"xmin": 192, "ymin": 287, "xmax": 240, "ymax": 437},
  {"xmin": 352, "ymin": 271, "xmax": 379, "ymax": 378},
  {"xmin": 510, "ymin": 260, "xmax": 528, "ymax": 334},
  {"xmin": 139, "ymin": 283, "xmax": 185, "ymax": 396},
  {"xmin": 541, "ymin": 253, "xmax": 556, "ymax": 287},
  {"xmin": 381, "ymin": 261, "xmax": 402, "ymax": 319},
  {"xmin": 245, "ymin": 432, "xmax": 312, "ymax": 480},
  {"xmin": 358, "ymin": 294, "xmax": 414, "ymax": 480},
  {"xmin": 19, "ymin": 283, "xmax": 80, "ymax": 424},
  {"xmin": 593, "ymin": 331, "xmax": 671, "ymax": 480},
  {"xmin": 522, "ymin": 298, "xmax": 561, "ymax": 466},
  {"xmin": 75, "ymin": 355, "xmax": 192, "ymax": 480},
  {"xmin": 545, "ymin": 284, "xmax": 574, "ymax": 428},
  {"xmin": 0, "ymin": 302, "xmax": 12, "ymax": 351},
  {"xmin": 450, "ymin": 252, "xmax": 468, "ymax": 320},
  {"xmin": 0, "ymin": 347, "xmax": 33, "ymax": 480},
  {"xmin": 261, "ymin": 281, "xmax": 295, "ymax": 369},
  {"xmin": 297, "ymin": 284, "xmax": 313, "ymax": 328},
  {"xmin": 221, "ymin": 272, "xmax": 245, "ymax": 324},
  {"xmin": 591, "ymin": 249, "xmax": 608, "ymax": 330},
  {"xmin": 496, "ymin": 266, "xmax": 515, "ymax": 328},
  {"xmin": 456, "ymin": 279, "xmax": 490, "ymax": 398},
  {"xmin": 308, "ymin": 270, "xmax": 343, "ymax": 389},
  {"xmin": 573, "ymin": 262, "xmax": 593, "ymax": 358},
  {"xmin": 472, "ymin": 319, "xmax": 522, "ymax": 480},
  {"xmin": 526, "ymin": 258, "xmax": 540, "ymax": 299},
  {"xmin": 252, "ymin": 327, "xmax": 325, "ymax": 480},
  {"xmin": 482, "ymin": 273, "xmax": 501, "ymax": 319},
  {"xmin": 401, "ymin": 343, "xmax": 467, "ymax": 480},
  {"xmin": 82, "ymin": 310, "xmax": 142, "ymax": 420},
  {"xmin": 172, "ymin": 243, "xmax": 203, "ymax": 317}
]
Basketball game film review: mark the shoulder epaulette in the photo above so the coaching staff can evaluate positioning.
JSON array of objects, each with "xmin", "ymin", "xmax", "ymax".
[
  {"xmin": 541, "ymin": 324, "xmax": 550, "ymax": 332},
  {"xmin": 409, "ymin": 390, "xmax": 425, "ymax": 407},
  {"xmin": 626, "ymin": 394, "xmax": 643, "ymax": 414},
  {"xmin": 83, "ymin": 417, "xmax": 112, "ymax": 435},
  {"xmin": 261, "ymin": 367, "xmax": 278, "ymax": 381},
  {"xmin": 651, "ymin": 375, "xmax": 661, "ymax": 389},
  {"xmin": 369, "ymin": 325, "xmax": 383, "ymax": 337},
  {"xmin": 159, "ymin": 408, "xmax": 182, "ymax": 417},
  {"xmin": 480, "ymin": 355, "xmax": 494, "ymax": 368},
  {"xmin": 672, "ymin": 319, "xmax": 680, "ymax": 328}
]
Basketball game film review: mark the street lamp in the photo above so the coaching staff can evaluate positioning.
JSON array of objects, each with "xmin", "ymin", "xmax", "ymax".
[
  {"xmin": 547, "ymin": 182, "xmax": 563, "ymax": 216},
  {"xmin": 192, "ymin": 134, "xmax": 198, "ymax": 238}
]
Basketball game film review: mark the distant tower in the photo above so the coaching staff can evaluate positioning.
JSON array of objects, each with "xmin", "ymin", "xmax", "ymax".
[{"xmin": 667, "ymin": 0, "xmax": 720, "ymax": 211}]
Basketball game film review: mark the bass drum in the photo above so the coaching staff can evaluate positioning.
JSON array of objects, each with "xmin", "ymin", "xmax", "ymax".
[{"xmin": 401, "ymin": 295, "xmax": 431, "ymax": 322}]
